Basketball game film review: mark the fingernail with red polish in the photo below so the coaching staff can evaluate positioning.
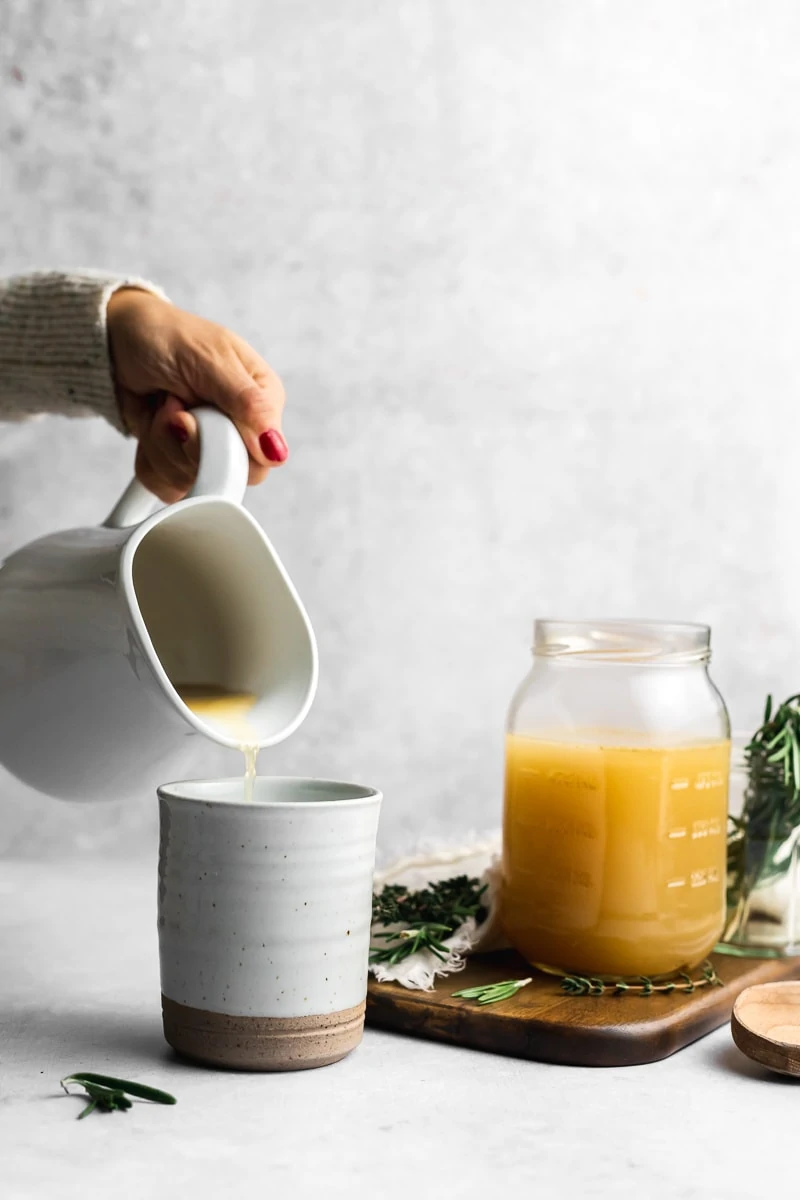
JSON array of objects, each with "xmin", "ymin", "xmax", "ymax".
[
  {"xmin": 169, "ymin": 422, "xmax": 189, "ymax": 444},
  {"xmin": 260, "ymin": 430, "xmax": 289, "ymax": 463}
]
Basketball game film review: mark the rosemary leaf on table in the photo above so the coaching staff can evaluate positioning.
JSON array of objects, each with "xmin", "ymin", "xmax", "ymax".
[
  {"xmin": 452, "ymin": 978, "xmax": 532, "ymax": 1005},
  {"xmin": 60, "ymin": 1072, "xmax": 176, "ymax": 1120}
]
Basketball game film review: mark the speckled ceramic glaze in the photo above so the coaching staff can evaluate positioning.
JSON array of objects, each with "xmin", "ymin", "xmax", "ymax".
[{"xmin": 157, "ymin": 777, "xmax": 381, "ymax": 1071}]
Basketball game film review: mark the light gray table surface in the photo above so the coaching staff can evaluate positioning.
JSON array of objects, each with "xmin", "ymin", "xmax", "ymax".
[{"xmin": 1, "ymin": 858, "xmax": 792, "ymax": 1200}]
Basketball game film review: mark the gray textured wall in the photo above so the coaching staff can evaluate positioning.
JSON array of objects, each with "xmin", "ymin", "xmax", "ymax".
[{"xmin": 2, "ymin": 0, "xmax": 800, "ymax": 859}]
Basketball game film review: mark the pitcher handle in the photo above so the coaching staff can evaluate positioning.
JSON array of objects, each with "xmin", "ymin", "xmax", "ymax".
[{"xmin": 103, "ymin": 408, "xmax": 249, "ymax": 529}]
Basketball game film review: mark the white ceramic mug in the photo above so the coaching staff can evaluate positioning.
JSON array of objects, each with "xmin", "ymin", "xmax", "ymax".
[{"xmin": 157, "ymin": 777, "xmax": 382, "ymax": 1071}]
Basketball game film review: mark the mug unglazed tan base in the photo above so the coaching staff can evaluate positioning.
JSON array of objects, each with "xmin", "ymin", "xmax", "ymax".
[{"xmin": 161, "ymin": 995, "xmax": 366, "ymax": 1071}]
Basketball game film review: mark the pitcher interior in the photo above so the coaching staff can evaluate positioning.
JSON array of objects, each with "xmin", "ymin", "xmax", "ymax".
[{"xmin": 130, "ymin": 502, "xmax": 314, "ymax": 747}]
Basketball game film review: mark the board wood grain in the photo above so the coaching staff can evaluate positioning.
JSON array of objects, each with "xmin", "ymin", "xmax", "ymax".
[{"xmin": 366, "ymin": 950, "xmax": 800, "ymax": 1066}]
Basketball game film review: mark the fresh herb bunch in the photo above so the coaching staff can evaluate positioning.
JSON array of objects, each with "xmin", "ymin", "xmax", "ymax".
[
  {"xmin": 370, "ymin": 875, "xmax": 488, "ymax": 966},
  {"xmin": 60, "ymin": 1072, "xmax": 176, "ymax": 1120},
  {"xmin": 560, "ymin": 960, "xmax": 723, "ymax": 996},
  {"xmin": 726, "ymin": 694, "xmax": 800, "ymax": 933}
]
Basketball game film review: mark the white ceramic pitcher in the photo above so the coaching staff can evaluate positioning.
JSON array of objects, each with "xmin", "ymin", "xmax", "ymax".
[{"xmin": 0, "ymin": 409, "xmax": 317, "ymax": 801}]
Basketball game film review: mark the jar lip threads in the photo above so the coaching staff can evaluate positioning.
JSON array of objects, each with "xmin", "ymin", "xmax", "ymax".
[{"xmin": 532, "ymin": 619, "xmax": 711, "ymax": 664}]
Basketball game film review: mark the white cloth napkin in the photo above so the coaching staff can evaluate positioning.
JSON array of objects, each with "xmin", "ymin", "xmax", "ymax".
[{"xmin": 369, "ymin": 832, "xmax": 506, "ymax": 991}]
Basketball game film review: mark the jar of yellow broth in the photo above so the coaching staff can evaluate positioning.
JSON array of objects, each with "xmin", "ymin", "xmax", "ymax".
[{"xmin": 502, "ymin": 620, "xmax": 730, "ymax": 979}]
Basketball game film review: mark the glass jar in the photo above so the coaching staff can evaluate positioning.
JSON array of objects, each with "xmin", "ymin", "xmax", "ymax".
[
  {"xmin": 719, "ymin": 738, "xmax": 800, "ymax": 958},
  {"xmin": 501, "ymin": 619, "xmax": 731, "ymax": 979}
]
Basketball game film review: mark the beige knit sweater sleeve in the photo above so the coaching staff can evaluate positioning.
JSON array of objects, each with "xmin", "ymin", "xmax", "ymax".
[{"xmin": 0, "ymin": 270, "xmax": 166, "ymax": 433}]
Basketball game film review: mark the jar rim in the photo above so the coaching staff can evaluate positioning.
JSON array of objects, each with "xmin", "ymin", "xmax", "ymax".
[{"xmin": 532, "ymin": 619, "xmax": 711, "ymax": 663}]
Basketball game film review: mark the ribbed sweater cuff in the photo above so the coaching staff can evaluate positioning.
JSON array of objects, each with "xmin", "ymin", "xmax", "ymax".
[{"xmin": 0, "ymin": 270, "xmax": 168, "ymax": 432}]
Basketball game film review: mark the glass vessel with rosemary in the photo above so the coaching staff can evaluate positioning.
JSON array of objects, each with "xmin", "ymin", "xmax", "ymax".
[{"xmin": 719, "ymin": 694, "xmax": 800, "ymax": 957}]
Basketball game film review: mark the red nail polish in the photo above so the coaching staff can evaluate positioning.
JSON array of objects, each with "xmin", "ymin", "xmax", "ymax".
[
  {"xmin": 260, "ymin": 430, "xmax": 288, "ymax": 463},
  {"xmin": 169, "ymin": 422, "xmax": 189, "ymax": 444}
]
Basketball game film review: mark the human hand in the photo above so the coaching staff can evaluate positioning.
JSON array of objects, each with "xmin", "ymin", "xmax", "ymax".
[{"xmin": 107, "ymin": 288, "xmax": 288, "ymax": 502}]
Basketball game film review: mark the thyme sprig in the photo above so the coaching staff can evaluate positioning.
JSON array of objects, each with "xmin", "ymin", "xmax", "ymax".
[
  {"xmin": 60, "ymin": 1072, "xmax": 177, "ymax": 1120},
  {"xmin": 450, "ymin": 962, "xmax": 723, "ymax": 1004},
  {"xmin": 370, "ymin": 876, "xmax": 488, "ymax": 966},
  {"xmin": 725, "ymin": 693, "xmax": 800, "ymax": 938},
  {"xmin": 560, "ymin": 960, "xmax": 723, "ymax": 996}
]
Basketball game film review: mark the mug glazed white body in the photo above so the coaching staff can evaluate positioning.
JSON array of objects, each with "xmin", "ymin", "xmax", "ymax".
[{"xmin": 157, "ymin": 777, "xmax": 382, "ymax": 1070}]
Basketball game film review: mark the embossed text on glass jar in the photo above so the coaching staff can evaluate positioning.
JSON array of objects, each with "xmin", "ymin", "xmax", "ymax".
[{"xmin": 501, "ymin": 620, "xmax": 731, "ymax": 979}]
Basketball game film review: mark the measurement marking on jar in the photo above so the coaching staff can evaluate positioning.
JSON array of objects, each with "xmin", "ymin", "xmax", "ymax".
[
  {"xmin": 667, "ymin": 878, "xmax": 686, "ymax": 889},
  {"xmin": 694, "ymin": 771, "xmax": 725, "ymax": 791},
  {"xmin": 668, "ymin": 827, "xmax": 687, "ymax": 839},
  {"xmin": 670, "ymin": 779, "xmax": 690, "ymax": 791}
]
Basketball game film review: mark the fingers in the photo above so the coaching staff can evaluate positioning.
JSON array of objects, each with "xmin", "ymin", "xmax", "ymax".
[
  {"xmin": 157, "ymin": 396, "xmax": 200, "ymax": 478},
  {"xmin": 135, "ymin": 395, "xmax": 196, "ymax": 501},
  {"xmin": 158, "ymin": 397, "xmax": 271, "ymax": 489},
  {"xmin": 134, "ymin": 392, "xmax": 274, "ymax": 499},
  {"xmin": 122, "ymin": 306, "xmax": 292, "ymax": 497},
  {"xmin": 179, "ymin": 338, "xmax": 289, "ymax": 471},
  {"xmin": 134, "ymin": 442, "xmax": 189, "ymax": 505},
  {"xmin": 247, "ymin": 458, "xmax": 270, "ymax": 488}
]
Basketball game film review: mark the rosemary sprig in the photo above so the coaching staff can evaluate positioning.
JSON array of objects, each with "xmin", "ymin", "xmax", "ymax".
[
  {"xmin": 452, "ymin": 978, "xmax": 532, "ymax": 1005},
  {"xmin": 725, "ymin": 693, "xmax": 800, "ymax": 938},
  {"xmin": 370, "ymin": 876, "xmax": 488, "ymax": 966},
  {"xmin": 560, "ymin": 960, "xmax": 723, "ymax": 996},
  {"xmin": 60, "ymin": 1072, "xmax": 177, "ymax": 1120},
  {"xmin": 371, "ymin": 923, "xmax": 456, "ymax": 965}
]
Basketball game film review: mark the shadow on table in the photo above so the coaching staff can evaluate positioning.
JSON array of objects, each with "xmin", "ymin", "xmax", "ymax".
[
  {"xmin": 708, "ymin": 1038, "xmax": 800, "ymax": 1084},
  {"xmin": 4, "ymin": 1006, "xmax": 182, "ymax": 1072},
  {"xmin": 6, "ymin": 1007, "xmax": 273, "ymax": 1076}
]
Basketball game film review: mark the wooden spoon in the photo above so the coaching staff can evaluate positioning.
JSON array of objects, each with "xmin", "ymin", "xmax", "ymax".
[{"xmin": 732, "ymin": 981, "xmax": 800, "ymax": 1077}]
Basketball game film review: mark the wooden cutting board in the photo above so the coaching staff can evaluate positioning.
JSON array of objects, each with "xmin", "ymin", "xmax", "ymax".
[{"xmin": 366, "ymin": 950, "xmax": 800, "ymax": 1066}]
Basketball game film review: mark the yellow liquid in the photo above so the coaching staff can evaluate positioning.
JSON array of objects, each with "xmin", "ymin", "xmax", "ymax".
[
  {"xmin": 176, "ymin": 685, "xmax": 259, "ymax": 803},
  {"xmin": 502, "ymin": 735, "xmax": 730, "ymax": 978}
]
